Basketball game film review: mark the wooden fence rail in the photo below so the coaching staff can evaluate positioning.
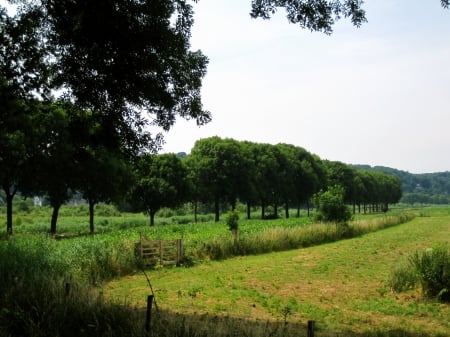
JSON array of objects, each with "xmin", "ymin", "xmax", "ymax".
[{"xmin": 137, "ymin": 235, "xmax": 183, "ymax": 266}]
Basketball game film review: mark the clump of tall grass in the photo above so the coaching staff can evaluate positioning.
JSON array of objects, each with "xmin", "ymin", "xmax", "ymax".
[
  {"xmin": 0, "ymin": 236, "xmax": 145, "ymax": 337},
  {"xmin": 409, "ymin": 246, "xmax": 450, "ymax": 302},
  {"xmin": 388, "ymin": 246, "xmax": 450, "ymax": 302},
  {"xmin": 387, "ymin": 263, "xmax": 418, "ymax": 293},
  {"xmin": 350, "ymin": 214, "xmax": 415, "ymax": 236},
  {"xmin": 0, "ymin": 275, "xmax": 143, "ymax": 337}
]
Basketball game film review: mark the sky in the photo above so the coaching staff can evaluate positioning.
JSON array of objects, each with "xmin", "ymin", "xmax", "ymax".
[{"xmin": 160, "ymin": 0, "xmax": 450, "ymax": 174}]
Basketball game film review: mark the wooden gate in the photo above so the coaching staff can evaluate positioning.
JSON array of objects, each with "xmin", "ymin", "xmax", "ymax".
[{"xmin": 137, "ymin": 235, "xmax": 183, "ymax": 266}]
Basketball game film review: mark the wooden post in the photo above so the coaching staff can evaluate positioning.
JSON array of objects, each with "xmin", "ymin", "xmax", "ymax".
[
  {"xmin": 307, "ymin": 320, "xmax": 315, "ymax": 337},
  {"xmin": 145, "ymin": 295, "xmax": 154, "ymax": 337},
  {"xmin": 140, "ymin": 232, "xmax": 144, "ymax": 262},
  {"xmin": 177, "ymin": 239, "xmax": 183, "ymax": 264},
  {"xmin": 159, "ymin": 240, "xmax": 163, "ymax": 265}
]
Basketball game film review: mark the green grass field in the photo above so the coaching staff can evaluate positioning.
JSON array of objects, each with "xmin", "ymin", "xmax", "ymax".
[
  {"xmin": 105, "ymin": 210, "xmax": 450, "ymax": 336},
  {"xmin": 1, "ymin": 205, "xmax": 449, "ymax": 336}
]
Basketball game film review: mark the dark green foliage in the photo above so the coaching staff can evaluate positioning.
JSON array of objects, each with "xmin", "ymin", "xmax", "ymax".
[
  {"xmin": 409, "ymin": 247, "xmax": 450, "ymax": 302},
  {"xmin": 250, "ymin": 0, "xmax": 367, "ymax": 34},
  {"xmin": 129, "ymin": 153, "xmax": 189, "ymax": 226},
  {"xmin": 30, "ymin": 0, "xmax": 210, "ymax": 154},
  {"xmin": 313, "ymin": 185, "xmax": 352, "ymax": 223},
  {"xmin": 226, "ymin": 209, "xmax": 239, "ymax": 232}
]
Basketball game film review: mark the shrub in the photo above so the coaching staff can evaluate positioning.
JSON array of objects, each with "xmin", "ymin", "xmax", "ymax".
[
  {"xmin": 409, "ymin": 246, "xmax": 450, "ymax": 302},
  {"xmin": 226, "ymin": 210, "xmax": 239, "ymax": 232},
  {"xmin": 313, "ymin": 185, "xmax": 352, "ymax": 224}
]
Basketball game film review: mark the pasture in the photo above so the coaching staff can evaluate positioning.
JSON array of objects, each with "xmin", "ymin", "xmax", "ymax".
[
  {"xmin": 0, "ymin": 205, "xmax": 449, "ymax": 336},
  {"xmin": 105, "ymin": 209, "xmax": 450, "ymax": 336}
]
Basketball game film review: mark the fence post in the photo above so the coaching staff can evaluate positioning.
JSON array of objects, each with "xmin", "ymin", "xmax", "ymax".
[
  {"xmin": 145, "ymin": 295, "xmax": 154, "ymax": 337},
  {"xmin": 177, "ymin": 239, "xmax": 182, "ymax": 264},
  {"xmin": 140, "ymin": 232, "xmax": 144, "ymax": 263},
  {"xmin": 307, "ymin": 320, "xmax": 315, "ymax": 337}
]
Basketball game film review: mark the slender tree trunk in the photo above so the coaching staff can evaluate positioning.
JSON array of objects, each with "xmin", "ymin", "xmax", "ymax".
[
  {"xmin": 285, "ymin": 203, "xmax": 289, "ymax": 219},
  {"xmin": 149, "ymin": 210, "xmax": 157, "ymax": 226},
  {"xmin": 261, "ymin": 203, "xmax": 265, "ymax": 219},
  {"xmin": 88, "ymin": 199, "xmax": 95, "ymax": 234},
  {"xmin": 296, "ymin": 205, "xmax": 300, "ymax": 218},
  {"xmin": 50, "ymin": 203, "xmax": 61, "ymax": 235},
  {"xmin": 6, "ymin": 193, "xmax": 14, "ymax": 235},
  {"xmin": 274, "ymin": 203, "xmax": 278, "ymax": 218},
  {"xmin": 194, "ymin": 201, "xmax": 198, "ymax": 223},
  {"xmin": 214, "ymin": 198, "xmax": 220, "ymax": 222},
  {"xmin": 307, "ymin": 201, "xmax": 310, "ymax": 217},
  {"xmin": 3, "ymin": 184, "xmax": 16, "ymax": 235},
  {"xmin": 230, "ymin": 198, "xmax": 236, "ymax": 211},
  {"xmin": 352, "ymin": 201, "xmax": 356, "ymax": 214},
  {"xmin": 246, "ymin": 202, "xmax": 251, "ymax": 220}
]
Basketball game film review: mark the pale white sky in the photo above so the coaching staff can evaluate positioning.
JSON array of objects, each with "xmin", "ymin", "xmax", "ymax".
[{"xmin": 161, "ymin": 0, "xmax": 450, "ymax": 174}]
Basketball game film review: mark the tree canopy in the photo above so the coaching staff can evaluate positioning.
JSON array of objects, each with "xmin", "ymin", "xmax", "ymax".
[{"xmin": 251, "ymin": 0, "xmax": 449, "ymax": 33}]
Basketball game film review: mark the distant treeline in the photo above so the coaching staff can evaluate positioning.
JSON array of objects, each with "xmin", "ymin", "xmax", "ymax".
[{"xmin": 352, "ymin": 165, "xmax": 450, "ymax": 205}]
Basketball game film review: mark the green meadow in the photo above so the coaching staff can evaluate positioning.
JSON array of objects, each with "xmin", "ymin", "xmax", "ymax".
[{"xmin": 1, "ymin": 205, "xmax": 449, "ymax": 336}]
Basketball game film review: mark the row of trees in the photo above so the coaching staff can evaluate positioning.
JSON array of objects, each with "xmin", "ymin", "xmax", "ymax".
[
  {"xmin": 181, "ymin": 137, "xmax": 403, "ymax": 222},
  {"xmin": 129, "ymin": 137, "xmax": 403, "ymax": 226},
  {"xmin": 2, "ymin": 120, "xmax": 403, "ymax": 233}
]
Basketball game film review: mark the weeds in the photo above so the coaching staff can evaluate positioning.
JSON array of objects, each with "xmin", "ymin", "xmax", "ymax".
[{"xmin": 409, "ymin": 246, "xmax": 450, "ymax": 302}]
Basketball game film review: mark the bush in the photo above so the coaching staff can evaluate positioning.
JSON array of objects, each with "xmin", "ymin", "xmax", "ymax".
[
  {"xmin": 409, "ymin": 246, "xmax": 450, "ymax": 302},
  {"xmin": 226, "ymin": 210, "xmax": 239, "ymax": 232},
  {"xmin": 313, "ymin": 185, "xmax": 352, "ymax": 224}
]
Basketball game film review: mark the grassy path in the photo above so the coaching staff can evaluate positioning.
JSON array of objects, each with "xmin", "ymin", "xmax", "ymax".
[{"xmin": 105, "ymin": 213, "xmax": 450, "ymax": 336}]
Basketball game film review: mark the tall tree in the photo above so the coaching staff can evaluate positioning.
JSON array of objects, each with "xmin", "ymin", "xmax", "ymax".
[
  {"xmin": 129, "ymin": 154, "xmax": 189, "ymax": 226},
  {"xmin": 189, "ymin": 137, "xmax": 250, "ymax": 221},
  {"xmin": 14, "ymin": 0, "xmax": 211, "ymax": 155},
  {"xmin": 0, "ymin": 80, "xmax": 28, "ymax": 234},
  {"xmin": 25, "ymin": 103, "xmax": 77, "ymax": 234},
  {"xmin": 68, "ymin": 108, "xmax": 133, "ymax": 233},
  {"xmin": 0, "ymin": 6, "xmax": 51, "ymax": 234}
]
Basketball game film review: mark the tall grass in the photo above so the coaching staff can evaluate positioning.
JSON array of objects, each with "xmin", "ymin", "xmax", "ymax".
[{"xmin": 192, "ymin": 213, "xmax": 415, "ymax": 261}]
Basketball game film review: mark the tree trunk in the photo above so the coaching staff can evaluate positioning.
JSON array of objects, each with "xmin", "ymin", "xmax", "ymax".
[
  {"xmin": 3, "ymin": 183, "xmax": 16, "ymax": 235},
  {"xmin": 89, "ymin": 199, "xmax": 95, "ymax": 234},
  {"xmin": 274, "ymin": 203, "xmax": 278, "ymax": 218},
  {"xmin": 261, "ymin": 203, "xmax": 265, "ymax": 219},
  {"xmin": 307, "ymin": 201, "xmax": 310, "ymax": 217},
  {"xmin": 194, "ymin": 201, "xmax": 198, "ymax": 223},
  {"xmin": 285, "ymin": 203, "xmax": 289, "ymax": 219},
  {"xmin": 149, "ymin": 210, "xmax": 156, "ymax": 226},
  {"xmin": 50, "ymin": 203, "xmax": 61, "ymax": 235},
  {"xmin": 230, "ymin": 198, "xmax": 236, "ymax": 211},
  {"xmin": 214, "ymin": 199, "xmax": 220, "ymax": 222},
  {"xmin": 6, "ymin": 193, "xmax": 14, "ymax": 235},
  {"xmin": 296, "ymin": 205, "xmax": 300, "ymax": 218},
  {"xmin": 246, "ymin": 202, "xmax": 251, "ymax": 220}
]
